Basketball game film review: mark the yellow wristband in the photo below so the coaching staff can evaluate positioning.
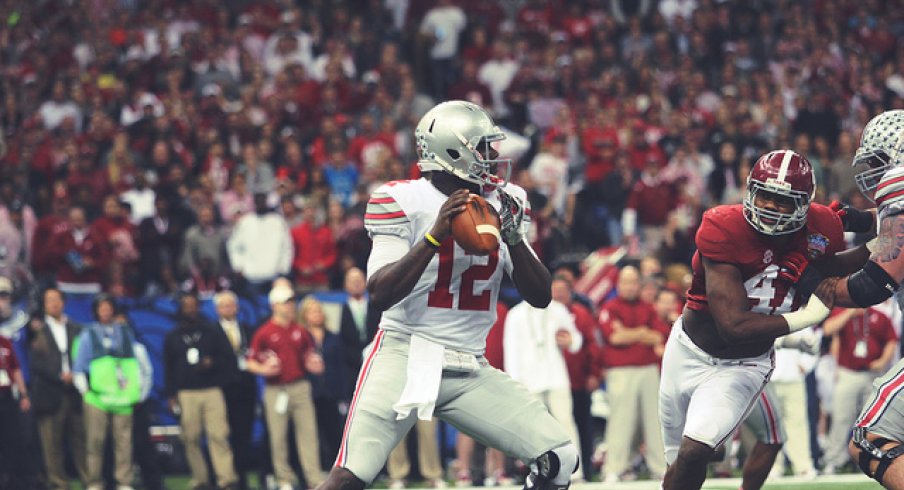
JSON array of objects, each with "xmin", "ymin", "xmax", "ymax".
[{"xmin": 424, "ymin": 232, "xmax": 441, "ymax": 248}]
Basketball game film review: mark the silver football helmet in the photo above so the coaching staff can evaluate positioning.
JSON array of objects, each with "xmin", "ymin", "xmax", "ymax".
[
  {"xmin": 415, "ymin": 100, "xmax": 511, "ymax": 188},
  {"xmin": 854, "ymin": 109, "xmax": 904, "ymax": 202}
]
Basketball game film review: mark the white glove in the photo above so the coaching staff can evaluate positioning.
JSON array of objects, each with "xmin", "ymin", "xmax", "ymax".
[
  {"xmin": 497, "ymin": 189, "xmax": 525, "ymax": 246},
  {"xmin": 776, "ymin": 328, "xmax": 823, "ymax": 355},
  {"xmin": 781, "ymin": 294, "xmax": 831, "ymax": 332}
]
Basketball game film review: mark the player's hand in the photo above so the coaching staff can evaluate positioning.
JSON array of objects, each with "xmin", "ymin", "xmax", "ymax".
[
  {"xmin": 830, "ymin": 201, "xmax": 876, "ymax": 233},
  {"xmin": 555, "ymin": 329, "xmax": 572, "ymax": 349},
  {"xmin": 497, "ymin": 189, "xmax": 525, "ymax": 246},
  {"xmin": 813, "ymin": 277, "xmax": 838, "ymax": 312},
  {"xmin": 429, "ymin": 189, "xmax": 470, "ymax": 242},
  {"xmin": 19, "ymin": 396, "xmax": 30, "ymax": 413},
  {"xmin": 776, "ymin": 251, "xmax": 809, "ymax": 284},
  {"xmin": 305, "ymin": 352, "xmax": 325, "ymax": 375},
  {"xmin": 870, "ymin": 359, "xmax": 888, "ymax": 372}
]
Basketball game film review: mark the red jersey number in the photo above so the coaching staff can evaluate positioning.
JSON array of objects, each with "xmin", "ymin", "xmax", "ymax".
[{"xmin": 428, "ymin": 239, "xmax": 498, "ymax": 312}]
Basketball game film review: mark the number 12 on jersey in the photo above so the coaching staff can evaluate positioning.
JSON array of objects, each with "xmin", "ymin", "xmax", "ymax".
[{"xmin": 427, "ymin": 239, "xmax": 498, "ymax": 312}]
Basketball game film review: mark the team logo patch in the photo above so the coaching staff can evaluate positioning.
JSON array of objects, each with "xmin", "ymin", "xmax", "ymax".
[
  {"xmin": 807, "ymin": 233, "xmax": 829, "ymax": 259},
  {"xmin": 763, "ymin": 249, "xmax": 773, "ymax": 264}
]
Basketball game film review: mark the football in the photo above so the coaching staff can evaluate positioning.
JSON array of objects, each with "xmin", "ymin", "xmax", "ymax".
[{"xmin": 451, "ymin": 194, "xmax": 501, "ymax": 256}]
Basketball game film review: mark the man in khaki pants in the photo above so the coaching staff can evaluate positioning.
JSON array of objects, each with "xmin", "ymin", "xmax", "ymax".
[
  {"xmin": 248, "ymin": 285, "xmax": 325, "ymax": 490},
  {"xmin": 387, "ymin": 418, "xmax": 445, "ymax": 488},
  {"xmin": 598, "ymin": 266, "xmax": 668, "ymax": 483},
  {"xmin": 164, "ymin": 294, "xmax": 237, "ymax": 490}
]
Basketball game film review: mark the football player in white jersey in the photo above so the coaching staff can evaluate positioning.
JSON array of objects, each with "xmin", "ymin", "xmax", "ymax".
[{"xmin": 316, "ymin": 100, "xmax": 579, "ymax": 490}]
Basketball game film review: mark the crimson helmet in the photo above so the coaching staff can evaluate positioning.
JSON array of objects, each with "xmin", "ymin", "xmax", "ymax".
[{"xmin": 743, "ymin": 150, "xmax": 815, "ymax": 235}]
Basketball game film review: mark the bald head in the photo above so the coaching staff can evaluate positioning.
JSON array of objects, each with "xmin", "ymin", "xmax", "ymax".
[
  {"xmin": 616, "ymin": 266, "xmax": 641, "ymax": 301},
  {"xmin": 345, "ymin": 267, "xmax": 366, "ymax": 298}
]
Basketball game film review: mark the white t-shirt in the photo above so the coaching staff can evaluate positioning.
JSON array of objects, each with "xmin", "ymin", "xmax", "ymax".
[
  {"xmin": 503, "ymin": 300, "xmax": 582, "ymax": 393},
  {"xmin": 364, "ymin": 178, "xmax": 532, "ymax": 354},
  {"xmin": 478, "ymin": 58, "xmax": 520, "ymax": 118},
  {"xmin": 419, "ymin": 6, "xmax": 466, "ymax": 59}
]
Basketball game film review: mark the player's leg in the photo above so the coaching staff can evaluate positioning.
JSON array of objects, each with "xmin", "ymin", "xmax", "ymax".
[
  {"xmin": 318, "ymin": 331, "xmax": 418, "ymax": 490},
  {"xmin": 741, "ymin": 442, "xmax": 783, "ymax": 490},
  {"xmin": 658, "ymin": 324, "xmax": 694, "ymax": 468},
  {"xmin": 849, "ymin": 430, "xmax": 904, "ymax": 490},
  {"xmin": 739, "ymin": 386, "xmax": 785, "ymax": 490},
  {"xmin": 664, "ymin": 360, "xmax": 771, "ymax": 490},
  {"xmin": 437, "ymin": 366, "xmax": 579, "ymax": 490}
]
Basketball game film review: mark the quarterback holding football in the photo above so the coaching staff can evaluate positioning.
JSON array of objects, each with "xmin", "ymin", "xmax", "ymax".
[{"xmin": 316, "ymin": 100, "xmax": 580, "ymax": 490}]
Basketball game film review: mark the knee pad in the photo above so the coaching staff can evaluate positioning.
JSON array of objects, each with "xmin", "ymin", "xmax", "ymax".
[
  {"xmin": 523, "ymin": 444, "xmax": 579, "ymax": 490},
  {"xmin": 853, "ymin": 427, "xmax": 904, "ymax": 485}
]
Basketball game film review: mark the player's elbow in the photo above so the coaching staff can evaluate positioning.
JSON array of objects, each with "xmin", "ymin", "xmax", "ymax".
[
  {"xmin": 525, "ymin": 290, "xmax": 551, "ymax": 309},
  {"xmin": 714, "ymin": 321, "xmax": 748, "ymax": 344}
]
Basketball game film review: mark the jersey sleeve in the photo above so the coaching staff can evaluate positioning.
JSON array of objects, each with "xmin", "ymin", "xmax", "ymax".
[
  {"xmin": 808, "ymin": 203, "xmax": 847, "ymax": 258},
  {"xmin": 364, "ymin": 185, "xmax": 412, "ymax": 240},
  {"xmin": 694, "ymin": 207, "xmax": 736, "ymax": 263}
]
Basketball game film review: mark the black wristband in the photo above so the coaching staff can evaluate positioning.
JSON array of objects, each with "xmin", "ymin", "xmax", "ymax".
[{"xmin": 845, "ymin": 207, "xmax": 876, "ymax": 233}]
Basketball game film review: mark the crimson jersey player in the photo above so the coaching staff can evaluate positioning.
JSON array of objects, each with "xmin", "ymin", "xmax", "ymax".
[{"xmin": 658, "ymin": 150, "xmax": 870, "ymax": 490}]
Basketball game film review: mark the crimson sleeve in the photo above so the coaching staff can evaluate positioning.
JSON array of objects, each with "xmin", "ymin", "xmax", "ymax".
[
  {"xmin": 694, "ymin": 208, "xmax": 735, "ymax": 263},
  {"xmin": 598, "ymin": 304, "xmax": 617, "ymax": 341}
]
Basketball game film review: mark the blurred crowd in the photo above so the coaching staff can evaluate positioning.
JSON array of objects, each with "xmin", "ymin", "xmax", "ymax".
[
  {"xmin": 1, "ymin": 0, "xmax": 902, "ymax": 299},
  {"xmin": 1, "ymin": 0, "xmax": 904, "ymax": 488}
]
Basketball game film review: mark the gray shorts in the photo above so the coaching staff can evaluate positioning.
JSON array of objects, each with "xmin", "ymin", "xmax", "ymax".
[
  {"xmin": 336, "ymin": 330, "xmax": 571, "ymax": 483},
  {"xmin": 744, "ymin": 383, "xmax": 786, "ymax": 445},
  {"xmin": 856, "ymin": 358, "xmax": 904, "ymax": 441}
]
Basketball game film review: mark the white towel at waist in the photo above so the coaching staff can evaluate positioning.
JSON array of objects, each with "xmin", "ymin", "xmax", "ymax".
[{"xmin": 393, "ymin": 335, "xmax": 445, "ymax": 420}]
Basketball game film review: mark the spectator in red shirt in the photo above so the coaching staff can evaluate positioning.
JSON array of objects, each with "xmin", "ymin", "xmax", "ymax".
[
  {"xmin": 598, "ymin": 266, "xmax": 668, "ymax": 482},
  {"xmin": 45, "ymin": 206, "xmax": 108, "ymax": 295},
  {"xmin": 31, "ymin": 190, "xmax": 70, "ymax": 284},
  {"xmin": 446, "ymin": 59, "xmax": 493, "ymax": 108},
  {"xmin": 247, "ymin": 285, "xmax": 326, "ymax": 489},
  {"xmin": 90, "ymin": 196, "xmax": 139, "ymax": 296},
  {"xmin": 66, "ymin": 146, "xmax": 112, "ymax": 213},
  {"xmin": 347, "ymin": 114, "xmax": 396, "ymax": 171},
  {"xmin": 821, "ymin": 307, "xmax": 899, "ymax": 474},
  {"xmin": 621, "ymin": 157, "xmax": 679, "ymax": 257},
  {"xmin": 552, "ymin": 275, "xmax": 602, "ymax": 481},
  {"xmin": 290, "ymin": 201, "xmax": 337, "ymax": 296}
]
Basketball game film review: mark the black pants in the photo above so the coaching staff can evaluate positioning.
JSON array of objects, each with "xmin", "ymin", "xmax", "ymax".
[
  {"xmin": 0, "ymin": 394, "xmax": 26, "ymax": 489},
  {"xmin": 313, "ymin": 397, "xmax": 344, "ymax": 471},
  {"xmin": 572, "ymin": 390, "xmax": 594, "ymax": 480},
  {"xmin": 224, "ymin": 375, "xmax": 258, "ymax": 490}
]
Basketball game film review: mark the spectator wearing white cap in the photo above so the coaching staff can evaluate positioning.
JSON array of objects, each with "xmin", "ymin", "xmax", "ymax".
[{"xmin": 246, "ymin": 285, "xmax": 325, "ymax": 490}]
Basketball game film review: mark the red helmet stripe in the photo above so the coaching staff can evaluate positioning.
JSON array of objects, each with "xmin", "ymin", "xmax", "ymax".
[{"xmin": 877, "ymin": 189, "xmax": 904, "ymax": 207}]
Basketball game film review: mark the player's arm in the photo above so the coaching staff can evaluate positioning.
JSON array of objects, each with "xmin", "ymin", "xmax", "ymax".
[
  {"xmin": 367, "ymin": 189, "xmax": 471, "ymax": 311},
  {"xmin": 705, "ymin": 257, "xmax": 832, "ymax": 343},
  {"xmin": 831, "ymin": 213, "xmax": 904, "ymax": 308},
  {"xmin": 508, "ymin": 240, "xmax": 552, "ymax": 308},
  {"xmin": 499, "ymin": 189, "xmax": 551, "ymax": 308}
]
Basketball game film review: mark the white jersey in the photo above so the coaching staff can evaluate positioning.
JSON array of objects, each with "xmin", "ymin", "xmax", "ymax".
[{"xmin": 364, "ymin": 178, "xmax": 532, "ymax": 354}]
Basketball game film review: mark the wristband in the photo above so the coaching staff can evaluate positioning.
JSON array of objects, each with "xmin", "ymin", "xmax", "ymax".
[
  {"xmin": 781, "ymin": 295, "xmax": 830, "ymax": 332},
  {"xmin": 423, "ymin": 232, "xmax": 441, "ymax": 249}
]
